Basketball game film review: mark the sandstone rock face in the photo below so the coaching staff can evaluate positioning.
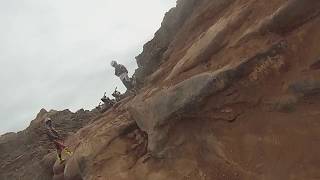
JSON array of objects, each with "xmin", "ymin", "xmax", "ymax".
[
  {"xmin": 126, "ymin": 0, "xmax": 320, "ymax": 178},
  {"xmin": 236, "ymin": 0, "xmax": 320, "ymax": 44},
  {"xmin": 134, "ymin": 0, "xmax": 199, "ymax": 84},
  {"xmin": 288, "ymin": 78, "xmax": 320, "ymax": 96},
  {"xmin": 41, "ymin": 153, "xmax": 56, "ymax": 170},
  {"xmin": 53, "ymin": 174, "xmax": 65, "ymax": 180},
  {"xmin": 53, "ymin": 160, "xmax": 66, "ymax": 176},
  {"xmin": 310, "ymin": 58, "xmax": 320, "ymax": 70},
  {"xmin": 130, "ymin": 69, "xmax": 234, "ymax": 154},
  {"xmin": 64, "ymin": 155, "xmax": 83, "ymax": 180},
  {"xmin": 130, "ymin": 40, "xmax": 287, "ymax": 155},
  {"xmin": 165, "ymin": 3, "xmax": 250, "ymax": 81},
  {"xmin": 266, "ymin": 0, "xmax": 320, "ymax": 34},
  {"xmin": 2, "ymin": 0, "xmax": 320, "ymax": 179},
  {"xmin": 135, "ymin": 0, "xmax": 237, "ymax": 85}
]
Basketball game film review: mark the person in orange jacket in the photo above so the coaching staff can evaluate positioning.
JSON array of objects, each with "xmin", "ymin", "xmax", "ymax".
[{"xmin": 44, "ymin": 117, "xmax": 72, "ymax": 162}]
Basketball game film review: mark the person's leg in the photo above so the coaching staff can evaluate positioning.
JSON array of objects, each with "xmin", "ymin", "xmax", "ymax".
[
  {"xmin": 54, "ymin": 141, "xmax": 63, "ymax": 161},
  {"xmin": 57, "ymin": 148, "xmax": 63, "ymax": 161},
  {"xmin": 55, "ymin": 140, "xmax": 72, "ymax": 156},
  {"xmin": 55, "ymin": 140, "xmax": 66, "ymax": 149},
  {"xmin": 121, "ymin": 73, "xmax": 133, "ymax": 90},
  {"xmin": 122, "ymin": 80, "xmax": 132, "ymax": 90}
]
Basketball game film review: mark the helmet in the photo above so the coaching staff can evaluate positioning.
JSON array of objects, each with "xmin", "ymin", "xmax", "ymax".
[
  {"xmin": 110, "ymin": 60, "xmax": 117, "ymax": 67},
  {"xmin": 45, "ymin": 117, "xmax": 52, "ymax": 124}
]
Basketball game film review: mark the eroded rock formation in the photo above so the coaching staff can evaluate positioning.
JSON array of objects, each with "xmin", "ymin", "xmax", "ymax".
[{"xmin": 1, "ymin": 0, "xmax": 320, "ymax": 179}]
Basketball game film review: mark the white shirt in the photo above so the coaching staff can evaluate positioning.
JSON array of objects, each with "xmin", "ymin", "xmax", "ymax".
[{"xmin": 119, "ymin": 72, "xmax": 130, "ymax": 82}]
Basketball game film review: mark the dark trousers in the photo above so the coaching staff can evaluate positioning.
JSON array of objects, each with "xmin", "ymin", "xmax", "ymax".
[
  {"xmin": 122, "ymin": 79, "xmax": 133, "ymax": 90},
  {"xmin": 53, "ymin": 140, "xmax": 66, "ymax": 159}
]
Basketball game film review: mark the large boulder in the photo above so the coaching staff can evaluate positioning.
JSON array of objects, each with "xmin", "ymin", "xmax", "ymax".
[
  {"xmin": 130, "ymin": 66, "xmax": 237, "ymax": 155},
  {"xmin": 129, "ymin": 41, "xmax": 287, "ymax": 155}
]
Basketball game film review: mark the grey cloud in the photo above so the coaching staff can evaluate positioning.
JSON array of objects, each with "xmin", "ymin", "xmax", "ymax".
[{"xmin": 0, "ymin": 0, "xmax": 176, "ymax": 135}]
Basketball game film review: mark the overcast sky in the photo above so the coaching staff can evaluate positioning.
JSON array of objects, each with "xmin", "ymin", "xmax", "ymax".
[{"xmin": 0, "ymin": 0, "xmax": 176, "ymax": 135}]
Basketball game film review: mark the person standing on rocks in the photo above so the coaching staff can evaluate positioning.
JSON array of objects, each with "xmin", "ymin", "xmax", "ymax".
[
  {"xmin": 110, "ymin": 60, "xmax": 134, "ymax": 91},
  {"xmin": 44, "ymin": 117, "xmax": 72, "ymax": 163}
]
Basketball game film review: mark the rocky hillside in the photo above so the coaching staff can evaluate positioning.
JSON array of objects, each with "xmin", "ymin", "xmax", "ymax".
[
  {"xmin": 1, "ymin": 0, "xmax": 320, "ymax": 179},
  {"xmin": 0, "ymin": 109, "xmax": 98, "ymax": 180}
]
